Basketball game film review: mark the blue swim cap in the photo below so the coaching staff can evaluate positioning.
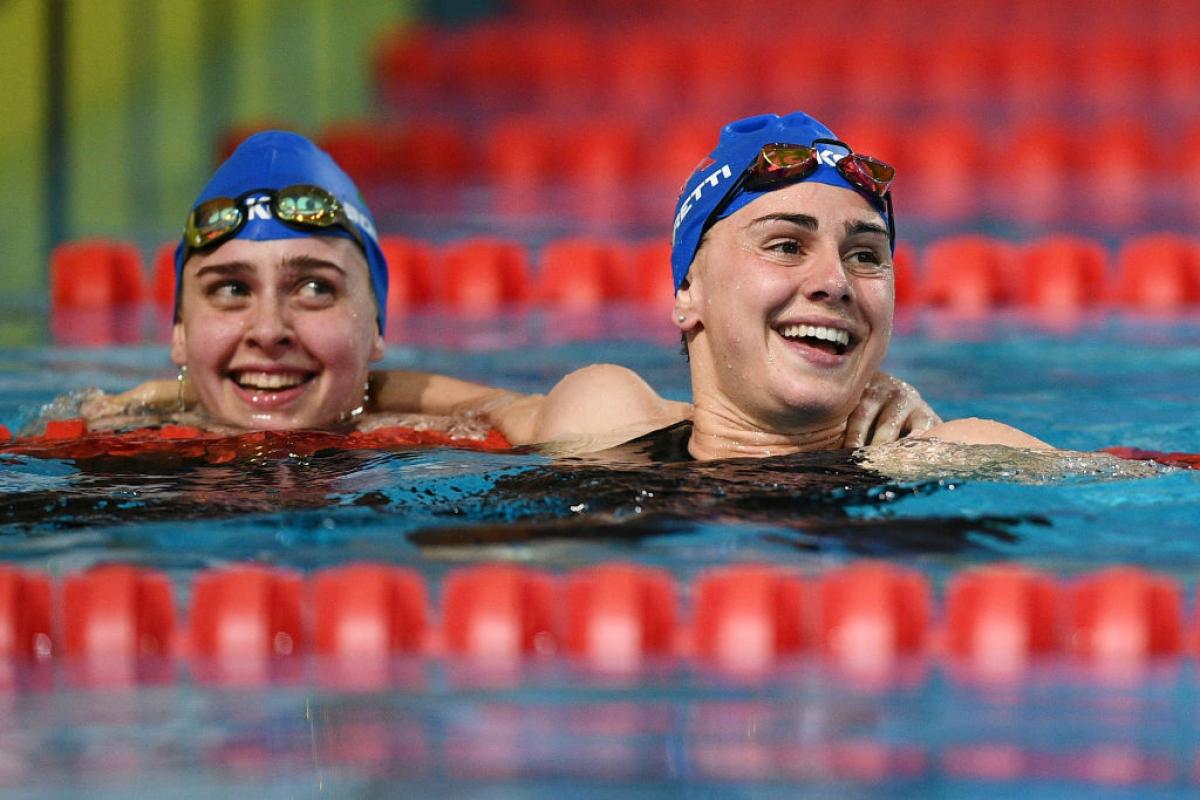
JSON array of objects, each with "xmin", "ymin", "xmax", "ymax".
[
  {"xmin": 174, "ymin": 130, "xmax": 389, "ymax": 331},
  {"xmin": 669, "ymin": 111, "xmax": 893, "ymax": 292}
]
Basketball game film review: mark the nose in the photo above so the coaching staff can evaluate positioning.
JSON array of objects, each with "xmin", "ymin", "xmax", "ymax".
[
  {"xmin": 243, "ymin": 296, "xmax": 294, "ymax": 354},
  {"xmin": 802, "ymin": 242, "xmax": 853, "ymax": 305}
]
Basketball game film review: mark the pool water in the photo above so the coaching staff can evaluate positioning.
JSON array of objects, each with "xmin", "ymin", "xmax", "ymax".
[{"xmin": 1, "ymin": 307, "xmax": 1199, "ymax": 796}]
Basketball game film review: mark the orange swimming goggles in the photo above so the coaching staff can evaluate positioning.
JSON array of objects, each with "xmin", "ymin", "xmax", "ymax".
[{"xmin": 707, "ymin": 139, "xmax": 896, "ymax": 247}]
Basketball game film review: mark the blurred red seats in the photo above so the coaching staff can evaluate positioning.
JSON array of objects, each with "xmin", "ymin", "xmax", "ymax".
[
  {"xmin": 903, "ymin": 117, "xmax": 985, "ymax": 221},
  {"xmin": 380, "ymin": 235, "xmax": 436, "ymax": 313},
  {"xmin": 51, "ymin": 239, "xmax": 145, "ymax": 310},
  {"xmin": 537, "ymin": 238, "xmax": 631, "ymax": 307},
  {"xmin": 1017, "ymin": 236, "xmax": 1109, "ymax": 310},
  {"xmin": 921, "ymin": 236, "xmax": 1016, "ymax": 312},
  {"xmin": 438, "ymin": 238, "xmax": 531, "ymax": 310},
  {"xmin": 1003, "ymin": 120, "xmax": 1073, "ymax": 225},
  {"xmin": 1113, "ymin": 234, "xmax": 1200, "ymax": 309},
  {"xmin": 318, "ymin": 122, "xmax": 405, "ymax": 186}
]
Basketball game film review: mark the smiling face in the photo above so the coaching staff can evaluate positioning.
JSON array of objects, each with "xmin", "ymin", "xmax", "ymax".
[
  {"xmin": 171, "ymin": 236, "xmax": 384, "ymax": 430},
  {"xmin": 675, "ymin": 181, "xmax": 894, "ymax": 432}
]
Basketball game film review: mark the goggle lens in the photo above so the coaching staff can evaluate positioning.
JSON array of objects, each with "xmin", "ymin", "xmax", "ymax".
[
  {"xmin": 187, "ymin": 200, "xmax": 243, "ymax": 248},
  {"xmin": 761, "ymin": 143, "xmax": 818, "ymax": 170},
  {"xmin": 276, "ymin": 185, "xmax": 341, "ymax": 226}
]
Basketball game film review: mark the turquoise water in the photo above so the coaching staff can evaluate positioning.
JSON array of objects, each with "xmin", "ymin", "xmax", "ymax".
[{"xmin": 1, "ymin": 308, "xmax": 1199, "ymax": 796}]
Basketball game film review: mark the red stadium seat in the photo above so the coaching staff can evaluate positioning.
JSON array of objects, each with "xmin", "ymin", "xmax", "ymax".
[
  {"xmin": 1113, "ymin": 234, "xmax": 1200, "ymax": 310},
  {"xmin": 1003, "ymin": 121, "xmax": 1072, "ymax": 225},
  {"xmin": 678, "ymin": 31, "xmax": 764, "ymax": 115},
  {"xmin": 892, "ymin": 242, "xmax": 917, "ymax": 306},
  {"xmin": 438, "ymin": 238, "xmax": 531, "ymax": 311},
  {"xmin": 51, "ymin": 239, "xmax": 145, "ymax": 309},
  {"xmin": 152, "ymin": 242, "xmax": 176, "ymax": 309},
  {"xmin": 916, "ymin": 38, "xmax": 999, "ymax": 110},
  {"xmin": 920, "ymin": 236, "xmax": 1016, "ymax": 311},
  {"xmin": 561, "ymin": 121, "xmax": 641, "ymax": 191},
  {"xmin": 628, "ymin": 239, "xmax": 675, "ymax": 308},
  {"xmin": 396, "ymin": 120, "xmax": 469, "ymax": 183},
  {"xmin": 379, "ymin": 235, "xmax": 436, "ymax": 313},
  {"xmin": 604, "ymin": 28, "xmax": 684, "ymax": 112},
  {"xmin": 1083, "ymin": 120, "xmax": 1157, "ymax": 228},
  {"xmin": 373, "ymin": 25, "xmax": 438, "ymax": 109},
  {"xmin": 902, "ymin": 117, "xmax": 985, "ymax": 221},
  {"xmin": 522, "ymin": 23, "xmax": 599, "ymax": 108},
  {"xmin": 1017, "ymin": 236, "xmax": 1109, "ymax": 310},
  {"xmin": 759, "ymin": 39, "xmax": 844, "ymax": 117},
  {"xmin": 487, "ymin": 115, "xmax": 558, "ymax": 190},
  {"xmin": 999, "ymin": 38, "xmax": 1069, "ymax": 110},
  {"xmin": 537, "ymin": 238, "xmax": 631, "ymax": 307},
  {"xmin": 318, "ymin": 122, "xmax": 405, "ymax": 186},
  {"xmin": 1075, "ymin": 36, "xmax": 1151, "ymax": 112}
]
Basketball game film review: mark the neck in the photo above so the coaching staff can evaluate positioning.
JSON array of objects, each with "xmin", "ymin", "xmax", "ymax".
[{"xmin": 687, "ymin": 398, "xmax": 847, "ymax": 460}]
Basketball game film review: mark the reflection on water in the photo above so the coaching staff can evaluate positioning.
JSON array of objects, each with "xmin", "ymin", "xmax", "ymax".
[{"xmin": 0, "ymin": 437, "xmax": 1046, "ymax": 559}]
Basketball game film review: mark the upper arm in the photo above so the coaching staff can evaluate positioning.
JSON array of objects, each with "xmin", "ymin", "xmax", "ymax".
[
  {"xmin": 529, "ymin": 364, "xmax": 689, "ymax": 447},
  {"xmin": 914, "ymin": 417, "xmax": 1052, "ymax": 450}
]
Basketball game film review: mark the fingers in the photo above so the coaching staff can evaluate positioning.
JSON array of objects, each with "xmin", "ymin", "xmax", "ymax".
[
  {"xmin": 844, "ymin": 397, "xmax": 878, "ymax": 449},
  {"xmin": 867, "ymin": 380, "xmax": 943, "ymax": 445}
]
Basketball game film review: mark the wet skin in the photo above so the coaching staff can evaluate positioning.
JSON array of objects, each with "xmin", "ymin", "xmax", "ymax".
[{"xmin": 171, "ymin": 236, "xmax": 384, "ymax": 430}]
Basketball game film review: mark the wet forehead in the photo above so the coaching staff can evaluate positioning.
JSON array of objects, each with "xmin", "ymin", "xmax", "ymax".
[
  {"xmin": 723, "ymin": 181, "xmax": 884, "ymax": 236},
  {"xmin": 184, "ymin": 236, "xmax": 370, "ymax": 279}
]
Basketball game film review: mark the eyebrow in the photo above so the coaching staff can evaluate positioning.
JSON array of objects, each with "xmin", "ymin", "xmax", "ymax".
[
  {"xmin": 844, "ymin": 219, "xmax": 890, "ymax": 239},
  {"xmin": 749, "ymin": 213, "xmax": 819, "ymax": 230},
  {"xmin": 193, "ymin": 256, "xmax": 348, "ymax": 280}
]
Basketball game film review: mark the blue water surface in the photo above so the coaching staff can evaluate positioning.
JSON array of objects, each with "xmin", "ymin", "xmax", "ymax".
[{"xmin": 1, "ymin": 308, "xmax": 1199, "ymax": 797}]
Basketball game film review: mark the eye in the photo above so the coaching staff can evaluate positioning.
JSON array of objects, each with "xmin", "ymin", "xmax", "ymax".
[
  {"xmin": 297, "ymin": 278, "xmax": 334, "ymax": 297},
  {"xmin": 294, "ymin": 277, "xmax": 339, "ymax": 306},
  {"xmin": 845, "ymin": 248, "xmax": 891, "ymax": 274},
  {"xmin": 766, "ymin": 239, "xmax": 803, "ymax": 256},
  {"xmin": 207, "ymin": 280, "xmax": 250, "ymax": 301}
]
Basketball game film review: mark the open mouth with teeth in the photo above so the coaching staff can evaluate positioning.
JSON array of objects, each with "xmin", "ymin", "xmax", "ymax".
[
  {"xmin": 776, "ymin": 323, "xmax": 853, "ymax": 356},
  {"xmin": 229, "ymin": 370, "xmax": 315, "ymax": 394}
]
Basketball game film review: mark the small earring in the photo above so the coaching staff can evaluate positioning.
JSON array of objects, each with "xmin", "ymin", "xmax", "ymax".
[
  {"xmin": 176, "ymin": 365, "xmax": 189, "ymax": 413},
  {"xmin": 677, "ymin": 315, "xmax": 686, "ymax": 323},
  {"xmin": 339, "ymin": 378, "xmax": 371, "ymax": 423}
]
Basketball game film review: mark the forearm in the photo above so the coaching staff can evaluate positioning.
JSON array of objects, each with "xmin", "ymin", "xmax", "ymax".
[{"xmin": 367, "ymin": 370, "xmax": 544, "ymax": 444}]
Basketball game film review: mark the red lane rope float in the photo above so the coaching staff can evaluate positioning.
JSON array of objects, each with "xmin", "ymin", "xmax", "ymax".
[
  {"xmin": 0, "ymin": 418, "xmax": 512, "ymax": 462},
  {"xmin": 1101, "ymin": 447, "xmax": 1200, "ymax": 470},
  {"xmin": 5, "ymin": 561, "xmax": 1200, "ymax": 691}
]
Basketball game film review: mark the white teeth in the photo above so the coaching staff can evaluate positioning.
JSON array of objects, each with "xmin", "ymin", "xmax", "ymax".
[
  {"xmin": 233, "ymin": 371, "xmax": 308, "ymax": 390},
  {"xmin": 778, "ymin": 324, "xmax": 851, "ymax": 347}
]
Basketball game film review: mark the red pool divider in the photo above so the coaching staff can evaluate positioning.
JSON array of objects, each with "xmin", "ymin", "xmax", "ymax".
[
  {"xmin": 4, "ymin": 560, "xmax": 1200, "ymax": 689},
  {"xmin": 563, "ymin": 563, "xmax": 675, "ymax": 670}
]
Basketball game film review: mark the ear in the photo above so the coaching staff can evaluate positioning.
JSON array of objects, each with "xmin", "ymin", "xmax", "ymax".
[
  {"xmin": 170, "ymin": 322, "xmax": 187, "ymax": 366},
  {"xmin": 672, "ymin": 274, "xmax": 701, "ymax": 332},
  {"xmin": 369, "ymin": 328, "xmax": 385, "ymax": 362}
]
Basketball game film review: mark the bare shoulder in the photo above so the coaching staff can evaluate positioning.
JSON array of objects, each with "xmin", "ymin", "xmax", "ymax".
[
  {"xmin": 914, "ymin": 417, "xmax": 1052, "ymax": 450},
  {"xmin": 531, "ymin": 363, "xmax": 689, "ymax": 446}
]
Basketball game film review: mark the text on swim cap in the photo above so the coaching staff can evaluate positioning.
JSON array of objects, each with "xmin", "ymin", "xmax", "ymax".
[
  {"xmin": 239, "ymin": 193, "xmax": 378, "ymax": 243},
  {"xmin": 673, "ymin": 164, "xmax": 733, "ymax": 241}
]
